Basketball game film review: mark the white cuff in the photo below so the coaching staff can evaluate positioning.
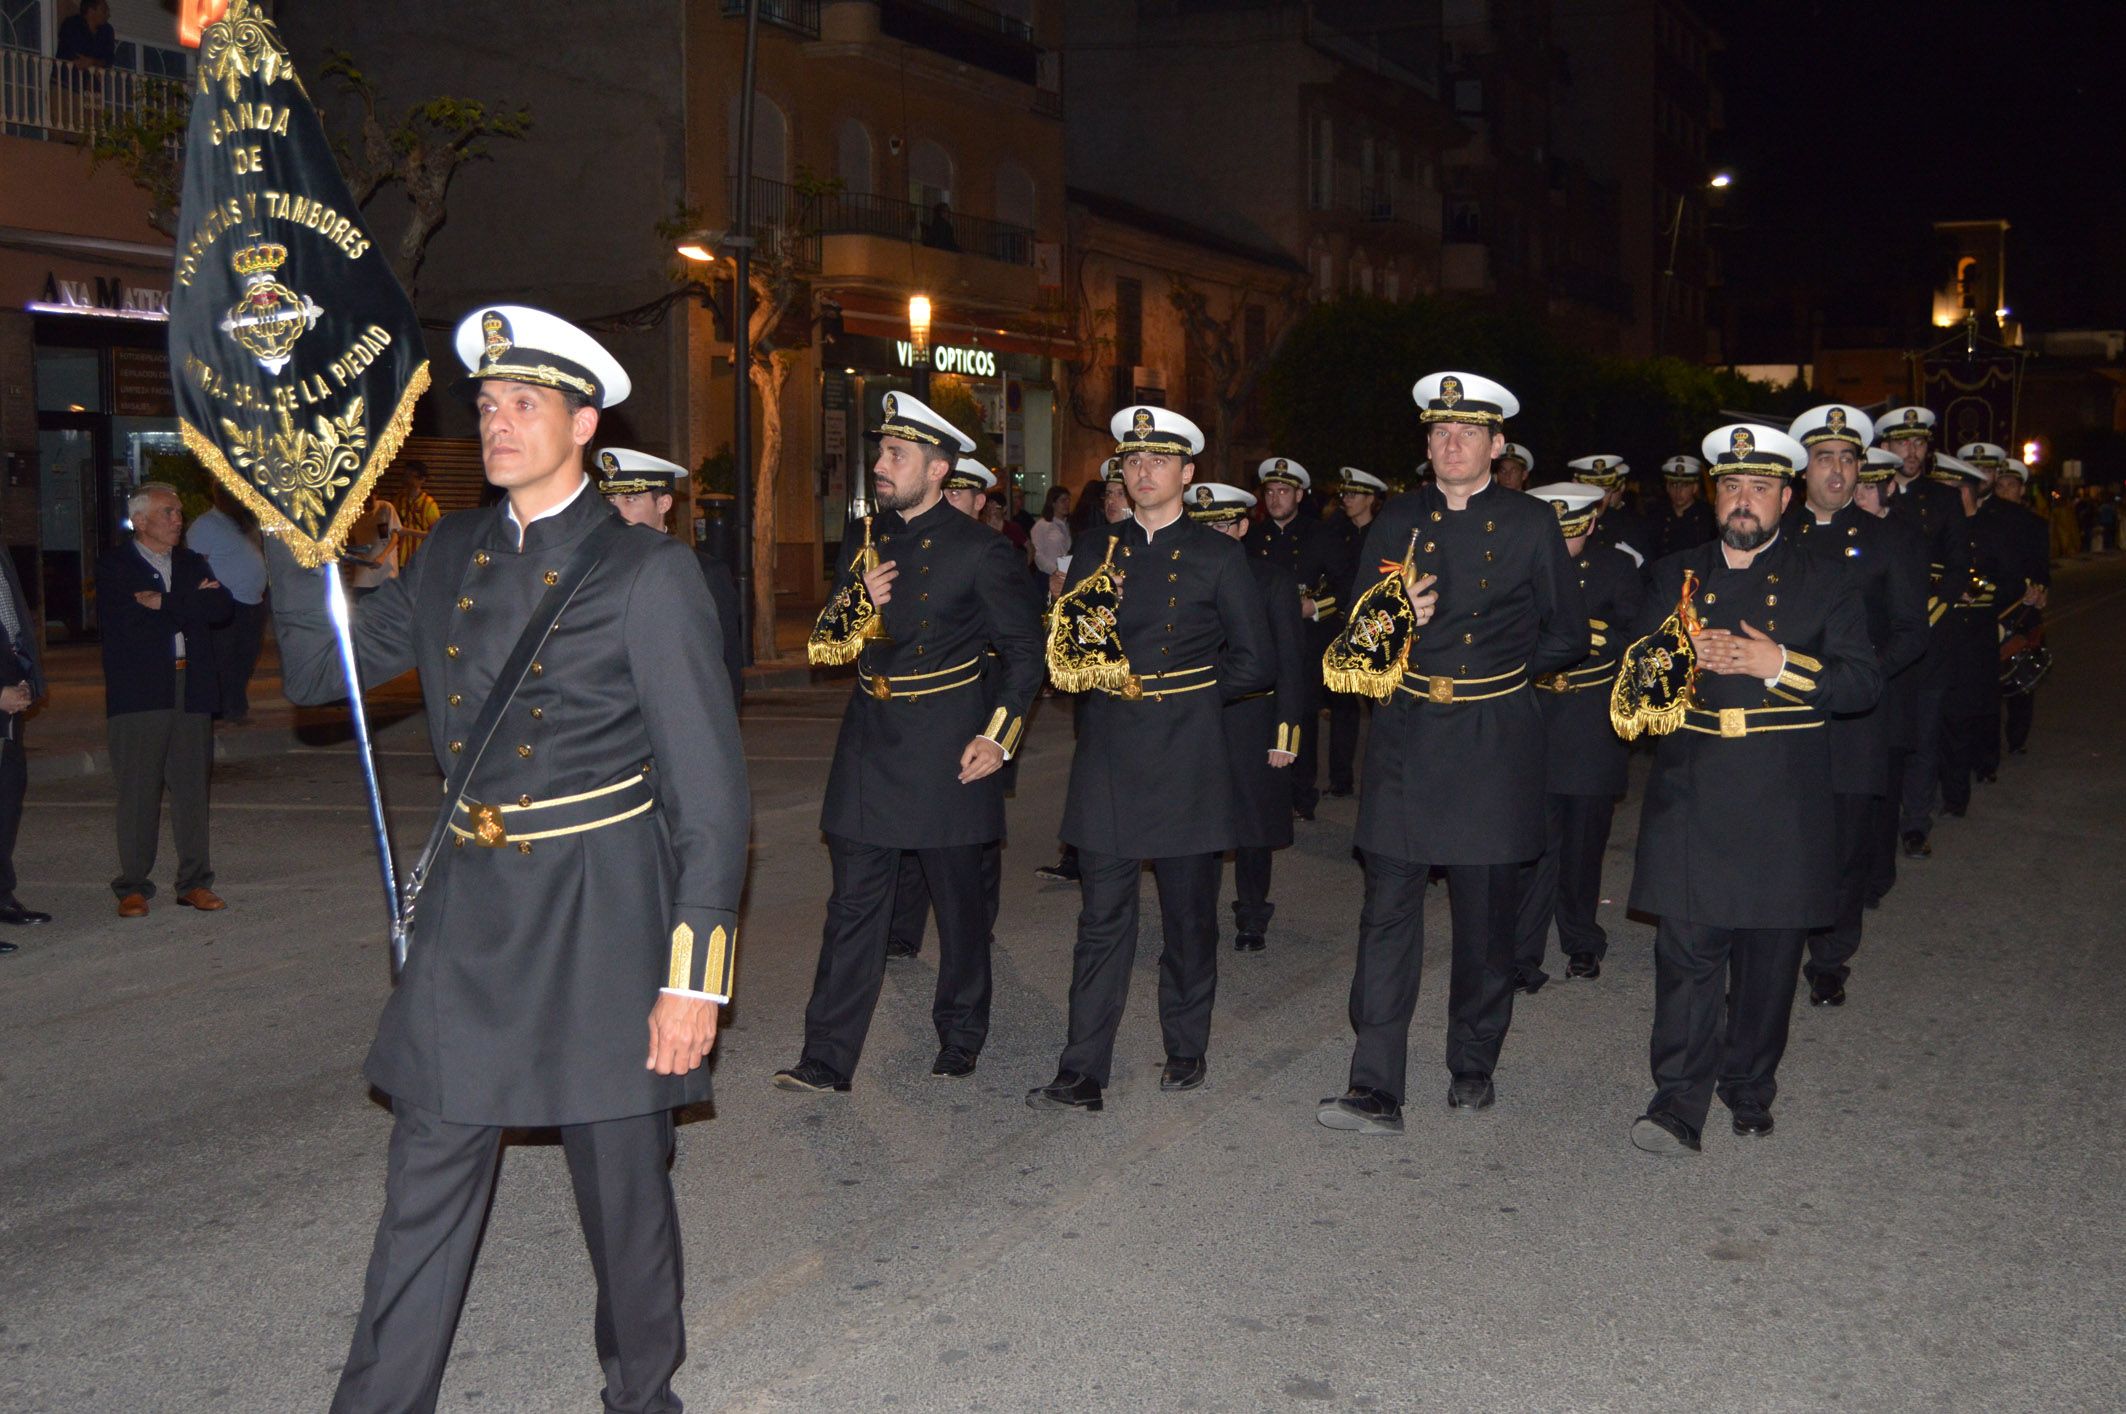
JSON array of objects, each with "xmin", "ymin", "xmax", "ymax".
[
  {"xmin": 660, "ymin": 986, "xmax": 728, "ymax": 1004},
  {"xmin": 1762, "ymin": 646, "xmax": 1787, "ymax": 690}
]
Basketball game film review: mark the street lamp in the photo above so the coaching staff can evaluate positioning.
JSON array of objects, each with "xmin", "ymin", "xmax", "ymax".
[
  {"xmin": 1658, "ymin": 171, "xmax": 1733, "ymax": 359},
  {"xmin": 908, "ymin": 294, "xmax": 933, "ymax": 399},
  {"xmin": 675, "ymin": 231, "xmax": 725, "ymax": 264}
]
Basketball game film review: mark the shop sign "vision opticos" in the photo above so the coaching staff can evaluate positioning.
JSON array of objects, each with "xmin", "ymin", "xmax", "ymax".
[{"xmin": 895, "ymin": 340, "xmax": 997, "ymax": 377}]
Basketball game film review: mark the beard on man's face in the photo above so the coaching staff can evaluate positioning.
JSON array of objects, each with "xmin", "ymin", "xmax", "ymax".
[
  {"xmin": 874, "ymin": 471, "xmax": 927, "ymax": 513},
  {"xmin": 1720, "ymin": 506, "xmax": 1777, "ymax": 551}
]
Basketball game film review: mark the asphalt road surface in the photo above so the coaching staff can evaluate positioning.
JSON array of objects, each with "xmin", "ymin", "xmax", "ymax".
[{"xmin": 4, "ymin": 557, "xmax": 2123, "ymax": 1412}]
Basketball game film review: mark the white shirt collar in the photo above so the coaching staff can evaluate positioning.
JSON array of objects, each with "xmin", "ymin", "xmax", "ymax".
[{"xmin": 505, "ymin": 475, "xmax": 590, "ymax": 544}]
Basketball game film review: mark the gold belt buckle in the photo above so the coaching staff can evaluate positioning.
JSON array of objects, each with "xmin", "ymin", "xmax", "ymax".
[
  {"xmin": 869, "ymin": 675, "xmax": 892, "ymax": 702},
  {"xmin": 1540, "ymin": 672, "xmax": 1569, "ymax": 694},
  {"xmin": 469, "ymin": 802, "xmax": 510, "ymax": 847},
  {"xmin": 1121, "ymin": 674, "xmax": 1144, "ymax": 701},
  {"xmin": 1718, "ymin": 707, "xmax": 1748, "ymax": 739},
  {"xmin": 1427, "ymin": 675, "xmax": 1455, "ymax": 704}
]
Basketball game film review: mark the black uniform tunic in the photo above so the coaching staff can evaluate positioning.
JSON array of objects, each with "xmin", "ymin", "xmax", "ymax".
[
  {"xmin": 1353, "ymin": 479, "xmax": 1589, "ymax": 864},
  {"xmin": 1224, "ymin": 555, "xmax": 1305, "ymax": 850},
  {"xmin": 1537, "ymin": 543, "xmax": 1645, "ymax": 797},
  {"xmin": 1787, "ymin": 503, "xmax": 1930, "ymax": 797},
  {"xmin": 819, "ymin": 498, "xmax": 1044, "ymax": 849},
  {"xmin": 270, "ymin": 485, "xmax": 749, "ymax": 1126},
  {"xmin": 1946, "ymin": 497, "xmax": 2016, "ymax": 720},
  {"xmin": 1887, "ymin": 473, "xmax": 1974, "ymax": 693},
  {"xmin": 1060, "ymin": 514, "xmax": 1275, "ymax": 859},
  {"xmin": 1650, "ymin": 499, "xmax": 1717, "ymax": 560},
  {"xmin": 1592, "ymin": 501, "xmax": 1654, "ymax": 562},
  {"xmin": 1627, "ymin": 534, "xmax": 1881, "ymax": 928}
]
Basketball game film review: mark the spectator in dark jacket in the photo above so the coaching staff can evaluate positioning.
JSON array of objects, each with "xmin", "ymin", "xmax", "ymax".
[
  {"xmin": 98, "ymin": 482, "xmax": 232, "ymax": 918},
  {"xmin": 0, "ymin": 547, "xmax": 47, "ymax": 938}
]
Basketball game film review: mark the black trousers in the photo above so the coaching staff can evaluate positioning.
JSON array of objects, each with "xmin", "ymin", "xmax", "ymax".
[
  {"xmin": 1231, "ymin": 846, "xmax": 1274, "ymax": 938},
  {"xmin": 212, "ymin": 598, "xmax": 266, "ymax": 719},
  {"xmin": 0, "ymin": 733, "xmax": 25, "ymax": 896},
  {"xmin": 1973, "ymin": 701, "xmax": 2003, "ymax": 778},
  {"xmin": 2005, "ymin": 691, "xmax": 2036, "ymax": 753},
  {"xmin": 1868, "ymin": 749, "xmax": 1908, "ymax": 904},
  {"xmin": 1057, "ymin": 850, "xmax": 1220, "ymax": 1086},
  {"xmin": 803, "ymin": 835, "xmax": 992, "ymax": 1076},
  {"xmin": 1646, "ymin": 918, "xmax": 1806, "ymax": 1133},
  {"xmin": 107, "ymin": 688, "xmax": 214, "ymax": 899},
  {"xmin": 333, "ymin": 1101, "xmax": 684, "ymax": 1414},
  {"xmin": 1512, "ymin": 793, "xmax": 1615, "ymax": 980},
  {"xmin": 1806, "ymin": 793, "xmax": 1874, "ymax": 984},
  {"xmin": 1939, "ymin": 710, "xmax": 1993, "ymax": 814},
  {"xmin": 1346, "ymin": 854, "xmax": 1520, "ymax": 1102},
  {"xmin": 1899, "ymin": 686, "xmax": 1944, "ymax": 835},
  {"xmin": 1325, "ymin": 694, "xmax": 1363, "ymax": 794},
  {"xmin": 888, "ymin": 840, "xmax": 1002, "ymax": 958}
]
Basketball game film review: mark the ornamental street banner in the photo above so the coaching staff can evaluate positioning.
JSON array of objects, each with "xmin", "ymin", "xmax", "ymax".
[
  {"xmin": 1922, "ymin": 350, "xmax": 2022, "ymax": 454},
  {"xmin": 167, "ymin": 0, "xmax": 428, "ymax": 568}
]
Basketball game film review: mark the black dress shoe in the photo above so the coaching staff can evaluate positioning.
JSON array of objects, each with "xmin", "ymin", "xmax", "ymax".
[
  {"xmin": 1324, "ymin": 786, "xmax": 1354, "ymax": 799},
  {"xmin": 1294, "ymin": 804, "xmax": 1316, "ymax": 822},
  {"xmin": 1513, "ymin": 968, "xmax": 1548, "ymax": 995},
  {"xmin": 1032, "ymin": 859, "xmax": 1079, "ymax": 883},
  {"xmin": 1159, "ymin": 1056, "xmax": 1207, "ymax": 1091},
  {"xmin": 1731, "ymin": 1107, "xmax": 1775, "ymax": 1137},
  {"xmin": 1978, "ymin": 770, "xmax": 1998, "ymax": 784},
  {"xmin": 1447, "ymin": 1074, "xmax": 1495, "ymax": 1112},
  {"xmin": 1317, "ymin": 1086, "xmax": 1404, "ymax": 1135},
  {"xmin": 1566, "ymin": 952, "xmax": 1601, "ymax": 979},
  {"xmin": 1233, "ymin": 932, "xmax": 1266, "ymax": 953},
  {"xmin": 1901, "ymin": 831, "xmax": 1932, "ymax": 859},
  {"xmin": 1630, "ymin": 1111, "xmax": 1701, "ymax": 1154},
  {"xmin": 771, "ymin": 1058, "xmax": 851, "ymax": 1093},
  {"xmin": 0, "ymin": 938, "xmax": 17, "ymax": 955},
  {"xmin": 0, "ymin": 894, "xmax": 50, "ymax": 925},
  {"xmin": 885, "ymin": 936, "xmax": 919, "ymax": 961},
  {"xmin": 1026, "ymin": 1071, "xmax": 1103, "ymax": 1112},
  {"xmin": 1808, "ymin": 973, "xmax": 1846, "ymax": 1007},
  {"xmin": 930, "ymin": 1044, "xmax": 978, "ymax": 1078},
  {"xmin": 1943, "ymin": 803, "xmax": 1967, "ymax": 818}
]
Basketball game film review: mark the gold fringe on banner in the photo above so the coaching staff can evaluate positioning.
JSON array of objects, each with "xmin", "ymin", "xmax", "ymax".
[
  {"xmin": 1610, "ymin": 568, "xmax": 1701, "ymax": 740},
  {"xmin": 182, "ymin": 360, "xmax": 431, "ymax": 570},
  {"xmin": 1321, "ymin": 529, "xmax": 1419, "ymax": 701},
  {"xmin": 808, "ymin": 515, "xmax": 887, "ymax": 666},
  {"xmin": 1045, "ymin": 536, "xmax": 1133, "ymax": 694}
]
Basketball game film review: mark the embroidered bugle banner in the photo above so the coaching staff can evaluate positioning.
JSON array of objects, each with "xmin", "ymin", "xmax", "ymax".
[{"xmin": 167, "ymin": 0, "xmax": 428, "ymax": 568}]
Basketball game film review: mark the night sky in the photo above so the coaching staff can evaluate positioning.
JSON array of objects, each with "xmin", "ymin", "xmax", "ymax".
[{"xmin": 1712, "ymin": 0, "xmax": 2126, "ymax": 345}]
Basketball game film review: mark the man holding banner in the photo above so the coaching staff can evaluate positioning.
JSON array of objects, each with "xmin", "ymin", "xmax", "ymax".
[{"xmin": 169, "ymin": 8, "xmax": 748, "ymax": 1410}]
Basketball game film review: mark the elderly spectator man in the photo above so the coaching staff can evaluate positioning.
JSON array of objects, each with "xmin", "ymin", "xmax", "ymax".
[
  {"xmin": 184, "ymin": 484, "xmax": 267, "ymax": 724},
  {"xmin": 98, "ymin": 483, "xmax": 231, "ymax": 918},
  {"xmin": 0, "ymin": 545, "xmax": 47, "ymax": 939}
]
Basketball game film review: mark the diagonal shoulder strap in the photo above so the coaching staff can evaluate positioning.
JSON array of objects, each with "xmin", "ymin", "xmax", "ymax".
[{"xmin": 393, "ymin": 516, "xmax": 626, "ymax": 956}]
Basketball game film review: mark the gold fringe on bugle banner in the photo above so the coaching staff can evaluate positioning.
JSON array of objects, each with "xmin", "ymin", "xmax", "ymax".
[
  {"xmin": 1321, "ymin": 529, "xmax": 1420, "ymax": 701},
  {"xmin": 808, "ymin": 514, "xmax": 887, "ymax": 666},
  {"xmin": 1610, "ymin": 568, "xmax": 1701, "ymax": 740},
  {"xmin": 1045, "ymin": 535, "xmax": 1134, "ymax": 694}
]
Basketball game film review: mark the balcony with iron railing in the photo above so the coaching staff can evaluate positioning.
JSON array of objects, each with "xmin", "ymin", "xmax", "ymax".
[
  {"xmin": 717, "ymin": 0, "xmax": 822, "ymax": 39},
  {"xmin": 1, "ymin": 43, "xmax": 187, "ymax": 144},
  {"xmin": 729, "ymin": 176, "xmax": 1036, "ymax": 269}
]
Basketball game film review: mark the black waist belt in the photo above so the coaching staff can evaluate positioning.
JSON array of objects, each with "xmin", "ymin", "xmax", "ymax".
[
  {"xmin": 450, "ymin": 764, "xmax": 655, "ymax": 851},
  {"xmin": 1233, "ymin": 687, "xmax": 1274, "ymax": 702},
  {"xmin": 1396, "ymin": 665, "xmax": 1527, "ymax": 704},
  {"xmin": 1537, "ymin": 659, "xmax": 1618, "ymax": 694},
  {"xmin": 858, "ymin": 655, "xmax": 982, "ymax": 702},
  {"xmin": 1105, "ymin": 664, "xmax": 1218, "ymax": 702},
  {"xmin": 1680, "ymin": 705, "xmax": 1823, "ymax": 738}
]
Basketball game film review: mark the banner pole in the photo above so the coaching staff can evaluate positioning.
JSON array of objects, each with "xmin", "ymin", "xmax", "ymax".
[{"xmin": 324, "ymin": 559, "xmax": 405, "ymax": 972}]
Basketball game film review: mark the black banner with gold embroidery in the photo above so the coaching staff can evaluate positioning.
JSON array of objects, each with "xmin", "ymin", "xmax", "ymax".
[{"xmin": 167, "ymin": 0, "xmax": 427, "ymax": 568}]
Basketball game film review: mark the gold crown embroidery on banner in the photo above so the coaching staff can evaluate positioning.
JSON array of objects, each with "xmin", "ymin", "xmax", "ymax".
[{"xmin": 230, "ymin": 242, "xmax": 288, "ymax": 277}]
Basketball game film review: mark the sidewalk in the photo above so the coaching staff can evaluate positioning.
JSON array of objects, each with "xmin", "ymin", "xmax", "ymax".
[{"xmin": 21, "ymin": 606, "xmax": 846, "ymax": 783}]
